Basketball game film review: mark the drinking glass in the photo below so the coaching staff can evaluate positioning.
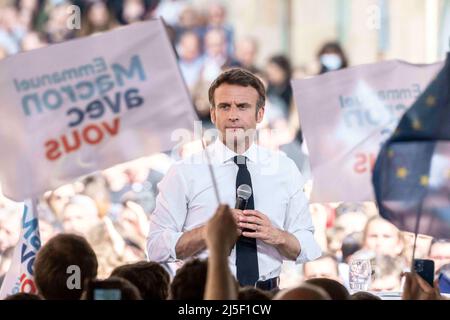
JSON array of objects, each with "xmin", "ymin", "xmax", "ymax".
[{"xmin": 349, "ymin": 258, "xmax": 372, "ymax": 292}]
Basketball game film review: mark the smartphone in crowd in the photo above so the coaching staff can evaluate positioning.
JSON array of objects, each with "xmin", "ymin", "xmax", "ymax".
[
  {"xmin": 86, "ymin": 279, "xmax": 123, "ymax": 300},
  {"xmin": 413, "ymin": 259, "xmax": 435, "ymax": 287}
]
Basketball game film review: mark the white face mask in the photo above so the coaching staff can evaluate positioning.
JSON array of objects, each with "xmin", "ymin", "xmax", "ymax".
[{"xmin": 320, "ymin": 53, "xmax": 343, "ymax": 71}]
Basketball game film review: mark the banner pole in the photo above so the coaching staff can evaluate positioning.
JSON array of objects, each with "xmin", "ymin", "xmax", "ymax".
[
  {"xmin": 410, "ymin": 193, "xmax": 426, "ymax": 271},
  {"xmin": 201, "ymin": 137, "xmax": 221, "ymax": 206}
]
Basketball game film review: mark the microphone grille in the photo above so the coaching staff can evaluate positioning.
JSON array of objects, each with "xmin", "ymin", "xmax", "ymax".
[{"xmin": 237, "ymin": 184, "xmax": 252, "ymax": 201}]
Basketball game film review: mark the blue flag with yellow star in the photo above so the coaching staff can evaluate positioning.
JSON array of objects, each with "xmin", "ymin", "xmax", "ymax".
[{"xmin": 373, "ymin": 53, "xmax": 450, "ymax": 239}]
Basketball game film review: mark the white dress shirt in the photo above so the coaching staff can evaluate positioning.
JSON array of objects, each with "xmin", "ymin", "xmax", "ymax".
[{"xmin": 147, "ymin": 139, "xmax": 321, "ymax": 280}]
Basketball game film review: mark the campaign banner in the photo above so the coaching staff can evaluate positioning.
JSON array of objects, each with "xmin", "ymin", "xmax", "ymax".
[
  {"xmin": 0, "ymin": 19, "xmax": 197, "ymax": 201},
  {"xmin": 292, "ymin": 60, "xmax": 442, "ymax": 202},
  {"xmin": 0, "ymin": 199, "xmax": 40, "ymax": 299}
]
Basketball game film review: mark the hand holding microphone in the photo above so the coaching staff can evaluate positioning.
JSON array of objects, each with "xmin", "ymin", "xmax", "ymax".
[{"xmin": 235, "ymin": 184, "xmax": 285, "ymax": 246}]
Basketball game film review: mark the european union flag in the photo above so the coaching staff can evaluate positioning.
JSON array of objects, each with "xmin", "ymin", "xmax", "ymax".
[{"xmin": 373, "ymin": 53, "xmax": 450, "ymax": 239}]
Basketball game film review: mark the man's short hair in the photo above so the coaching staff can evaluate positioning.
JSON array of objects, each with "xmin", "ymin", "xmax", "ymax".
[
  {"xmin": 303, "ymin": 252, "xmax": 339, "ymax": 276},
  {"xmin": 335, "ymin": 202, "xmax": 366, "ymax": 216},
  {"xmin": 238, "ymin": 286, "xmax": 272, "ymax": 300},
  {"xmin": 341, "ymin": 232, "xmax": 363, "ymax": 262},
  {"xmin": 34, "ymin": 233, "xmax": 98, "ymax": 300},
  {"xmin": 4, "ymin": 293, "xmax": 43, "ymax": 300},
  {"xmin": 274, "ymin": 283, "xmax": 331, "ymax": 300},
  {"xmin": 170, "ymin": 258, "xmax": 207, "ymax": 300},
  {"xmin": 305, "ymin": 278, "xmax": 350, "ymax": 300},
  {"xmin": 110, "ymin": 261, "xmax": 170, "ymax": 300},
  {"xmin": 429, "ymin": 238, "xmax": 450, "ymax": 254},
  {"xmin": 208, "ymin": 68, "xmax": 266, "ymax": 111},
  {"xmin": 350, "ymin": 291, "xmax": 381, "ymax": 300}
]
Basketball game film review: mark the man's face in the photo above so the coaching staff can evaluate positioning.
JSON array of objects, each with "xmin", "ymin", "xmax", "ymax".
[
  {"xmin": 303, "ymin": 257, "xmax": 340, "ymax": 282},
  {"xmin": 47, "ymin": 184, "xmax": 76, "ymax": 218},
  {"xmin": 205, "ymin": 30, "xmax": 226, "ymax": 58},
  {"xmin": 208, "ymin": 4, "xmax": 225, "ymax": 26},
  {"xmin": 88, "ymin": 2, "xmax": 109, "ymax": 27},
  {"xmin": 335, "ymin": 212, "xmax": 368, "ymax": 236},
  {"xmin": 62, "ymin": 203, "xmax": 99, "ymax": 236},
  {"xmin": 236, "ymin": 40, "xmax": 256, "ymax": 67},
  {"xmin": 0, "ymin": 216, "xmax": 20, "ymax": 252},
  {"xmin": 210, "ymin": 83, "xmax": 264, "ymax": 150},
  {"xmin": 123, "ymin": 0, "xmax": 144, "ymax": 23},
  {"xmin": 179, "ymin": 34, "xmax": 200, "ymax": 61},
  {"xmin": 364, "ymin": 219, "xmax": 403, "ymax": 257},
  {"xmin": 404, "ymin": 232, "xmax": 432, "ymax": 259}
]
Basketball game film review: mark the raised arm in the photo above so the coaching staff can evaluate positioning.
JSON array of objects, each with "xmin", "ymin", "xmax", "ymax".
[{"xmin": 204, "ymin": 204, "xmax": 239, "ymax": 300}]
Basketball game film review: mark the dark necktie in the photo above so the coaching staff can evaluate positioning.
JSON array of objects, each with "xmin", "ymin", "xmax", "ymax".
[{"xmin": 234, "ymin": 155, "xmax": 259, "ymax": 286}]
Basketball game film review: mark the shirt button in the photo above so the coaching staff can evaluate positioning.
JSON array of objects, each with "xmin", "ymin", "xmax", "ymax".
[{"xmin": 261, "ymin": 276, "xmax": 266, "ymax": 281}]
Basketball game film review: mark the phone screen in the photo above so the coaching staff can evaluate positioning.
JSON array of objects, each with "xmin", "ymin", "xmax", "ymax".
[{"xmin": 93, "ymin": 288, "xmax": 122, "ymax": 300}]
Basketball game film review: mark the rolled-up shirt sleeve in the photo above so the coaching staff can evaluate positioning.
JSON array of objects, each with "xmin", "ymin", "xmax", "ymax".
[
  {"xmin": 283, "ymin": 161, "xmax": 322, "ymax": 264},
  {"xmin": 147, "ymin": 163, "xmax": 189, "ymax": 262}
]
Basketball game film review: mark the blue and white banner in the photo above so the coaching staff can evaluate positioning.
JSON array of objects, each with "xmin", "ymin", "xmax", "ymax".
[
  {"xmin": 0, "ymin": 199, "xmax": 41, "ymax": 299},
  {"xmin": 292, "ymin": 60, "xmax": 442, "ymax": 202},
  {"xmin": 0, "ymin": 19, "xmax": 197, "ymax": 201}
]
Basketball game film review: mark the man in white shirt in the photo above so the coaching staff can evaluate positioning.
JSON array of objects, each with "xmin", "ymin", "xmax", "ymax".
[{"xmin": 147, "ymin": 68, "xmax": 321, "ymax": 290}]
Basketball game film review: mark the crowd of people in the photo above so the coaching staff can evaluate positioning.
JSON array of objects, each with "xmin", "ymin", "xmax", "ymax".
[
  {"xmin": 0, "ymin": 0, "xmax": 348, "ymax": 130},
  {"xmin": 1, "ymin": 0, "xmax": 449, "ymax": 300},
  {"xmin": 0, "ymin": 204, "xmax": 448, "ymax": 301}
]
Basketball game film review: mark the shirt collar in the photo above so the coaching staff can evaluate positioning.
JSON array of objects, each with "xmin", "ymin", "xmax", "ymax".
[{"xmin": 211, "ymin": 138, "xmax": 259, "ymax": 164}]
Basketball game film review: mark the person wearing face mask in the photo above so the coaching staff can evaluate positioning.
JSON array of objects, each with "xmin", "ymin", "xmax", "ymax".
[
  {"xmin": 265, "ymin": 55, "xmax": 293, "ymax": 119},
  {"xmin": 317, "ymin": 42, "xmax": 348, "ymax": 74},
  {"xmin": 78, "ymin": 1, "xmax": 118, "ymax": 37}
]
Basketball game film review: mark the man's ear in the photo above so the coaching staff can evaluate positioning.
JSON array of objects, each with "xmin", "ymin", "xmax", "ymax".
[
  {"xmin": 210, "ymin": 107, "xmax": 216, "ymax": 124},
  {"xmin": 256, "ymin": 106, "xmax": 265, "ymax": 123}
]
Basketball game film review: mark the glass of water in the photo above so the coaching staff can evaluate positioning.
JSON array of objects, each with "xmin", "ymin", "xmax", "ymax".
[{"xmin": 349, "ymin": 258, "xmax": 372, "ymax": 292}]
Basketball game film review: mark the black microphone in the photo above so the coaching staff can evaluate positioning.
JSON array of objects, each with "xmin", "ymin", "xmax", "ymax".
[
  {"xmin": 235, "ymin": 184, "xmax": 252, "ymax": 210},
  {"xmin": 235, "ymin": 184, "xmax": 253, "ymax": 236}
]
